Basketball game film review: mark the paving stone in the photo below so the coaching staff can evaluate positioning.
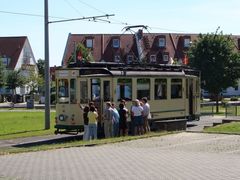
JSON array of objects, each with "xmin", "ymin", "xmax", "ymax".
[{"xmin": 1, "ymin": 133, "xmax": 240, "ymax": 179}]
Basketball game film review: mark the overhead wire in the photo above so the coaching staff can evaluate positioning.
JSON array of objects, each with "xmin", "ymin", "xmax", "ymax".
[{"xmin": 0, "ymin": 2, "xmax": 186, "ymax": 33}]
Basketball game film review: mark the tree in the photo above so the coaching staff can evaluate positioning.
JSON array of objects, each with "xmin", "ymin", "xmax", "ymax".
[
  {"xmin": 189, "ymin": 29, "xmax": 240, "ymax": 112},
  {"xmin": 37, "ymin": 59, "xmax": 45, "ymax": 78},
  {"xmin": 5, "ymin": 70, "xmax": 26, "ymax": 105},
  {"xmin": 68, "ymin": 42, "xmax": 94, "ymax": 65},
  {"xmin": 25, "ymin": 71, "xmax": 44, "ymax": 99}
]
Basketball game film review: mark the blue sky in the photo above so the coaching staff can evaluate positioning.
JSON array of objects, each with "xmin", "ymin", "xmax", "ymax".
[{"xmin": 0, "ymin": 0, "xmax": 240, "ymax": 66}]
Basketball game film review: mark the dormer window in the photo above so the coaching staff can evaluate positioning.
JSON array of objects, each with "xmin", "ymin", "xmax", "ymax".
[
  {"xmin": 184, "ymin": 38, "xmax": 191, "ymax": 48},
  {"xmin": 127, "ymin": 55, "xmax": 133, "ymax": 64},
  {"xmin": 114, "ymin": 55, "xmax": 121, "ymax": 62},
  {"xmin": 163, "ymin": 53, "xmax": 169, "ymax": 62},
  {"xmin": 112, "ymin": 39, "xmax": 120, "ymax": 48},
  {"xmin": 150, "ymin": 55, "xmax": 156, "ymax": 63},
  {"xmin": 159, "ymin": 37, "xmax": 166, "ymax": 48},
  {"xmin": 86, "ymin": 38, "xmax": 93, "ymax": 48}
]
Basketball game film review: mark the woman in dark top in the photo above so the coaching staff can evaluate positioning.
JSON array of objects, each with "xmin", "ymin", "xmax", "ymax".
[
  {"xmin": 83, "ymin": 106, "xmax": 90, "ymax": 140},
  {"xmin": 118, "ymin": 103, "xmax": 128, "ymax": 136}
]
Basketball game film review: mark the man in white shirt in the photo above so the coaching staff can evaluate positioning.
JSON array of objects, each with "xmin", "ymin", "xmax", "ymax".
[{"xmin": 142, "ymin": 97, "xmax": 151, "ymax": 133}]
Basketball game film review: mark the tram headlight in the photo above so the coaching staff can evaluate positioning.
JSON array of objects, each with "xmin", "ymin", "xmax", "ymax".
[{"xmin": 59, "ymin": 114, "xmax": 65, "ymax": 121}]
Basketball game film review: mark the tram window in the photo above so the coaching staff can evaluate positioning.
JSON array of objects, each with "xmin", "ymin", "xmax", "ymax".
[
  {"xmin": 91, "ymin": 79, "xmax": 100, "ymax": 101},
  {"xmin": 196, "ymin": 79, "xmax": 200, "ymax": 94},
  {"xmin": 137, "ymin": 78, "xmax": 150, "ymax": 100},
  {"xmin": 104, "ymin": 81, "xmax": 110, "ymax": 101},
  {"xmin": 117, "ymin": 79, "xmax": 132, "ymax": 101},
  {"xmin": 70, "ymin": 79, "xmax": 76, "ymax": 103},
  {"xmin": 155, "ymin": 79, "xmax": 167, "ymax": 100},
  {"xmin": 80, "ymin": 81, "xmax": 88, "ymax": 103},
  {"xmin": 58, "ymin": 79, "xmax": 69, "ymax": 98},
  {"xmin": 171, "ymin": 79, "xmax": 182, "ymax": 99},
  {"xmin": 186, "ymin": 79, "xmax": 189, "ymax": 98}
]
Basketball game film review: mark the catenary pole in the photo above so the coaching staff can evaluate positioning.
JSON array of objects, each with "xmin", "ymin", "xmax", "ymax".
[
  {"xmin": 44, "ymin": 0, "xmax": 50, "ymax": 129},
  {"xmin": 44, "ymin": 0, "xmax": 114, "ymax": 129}
]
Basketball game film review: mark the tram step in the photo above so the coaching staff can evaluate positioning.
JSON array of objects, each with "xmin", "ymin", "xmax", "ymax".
[{"xmin": 151, "ymin": 119, "xmax": 187, "ymax": 131}]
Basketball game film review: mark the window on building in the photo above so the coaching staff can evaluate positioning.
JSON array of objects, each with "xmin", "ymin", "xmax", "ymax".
[
  {"xmin": 159, "ymin": 37, "xmax": 166, "ymax": 48},
  {"xmin": 137, "ymin": 78, "xmax": 150, "ymax": 100},
  {"xmin": 86, "ymin": 39, "xmax": 93, "ymax": 48},
  {"xmin": 112, "ymin": 39, "xmax": 120, "ymax": 48},
  {"xmin": 235, "ymin": 86, "xmax": 239, "ymax": 91},
  {"xmin": 114, "ymin": 55, "xmax": 121, "ymax": 62},
  {"xmin": 127, "ymin": 55, "xmax": 134, "ymax": 64},
  {"xmin": 184, "ymin": 38, "xmax": 191, "ymax": 48},
  {"xmin": 155, "ymin": 79, "xmax": 167, "ymax": 100},
  {"xmin": 171, "ymin": 79, "xmax": 182, "ymax": 99},
  {"xmin": 117, "ymin": 79, "xmax": 132, "ymax": 101},
  {"xmin": 1, "ymin": 57, "xmax": 10, "ymax": 66},
  {"xmin": 150, "ymin": 55, "xmax": 156, "ymax": 63},
  {"xmin": 163, "ymin": 54, "xmax": 169, "ymax": 62},
  {"xmin": 238, "ymin": 38, "xmax": 240, "ymax": 50}
]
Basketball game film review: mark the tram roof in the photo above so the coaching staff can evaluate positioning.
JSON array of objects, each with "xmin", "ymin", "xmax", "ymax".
[{"xmin": 58, "ymin": 62, "xmax": 200, "ymax": 77}]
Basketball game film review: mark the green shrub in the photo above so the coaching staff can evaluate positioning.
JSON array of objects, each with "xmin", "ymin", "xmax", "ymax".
[{"xmin": 230, "ymin": 96, "xmax": 239, "ymax": 101}]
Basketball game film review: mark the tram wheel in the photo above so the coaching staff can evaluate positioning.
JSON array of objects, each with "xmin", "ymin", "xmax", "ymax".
[{"xmin": 54, "ymin": 129, "xmax": 59, "ymax": 135}]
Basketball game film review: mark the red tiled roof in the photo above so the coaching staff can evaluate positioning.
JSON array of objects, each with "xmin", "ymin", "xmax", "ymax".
[
  {"xmin": 0, "ymin": 36, "xmax": 27, "ymax": 69},
  {"xmin": 62, "ymin": 32, "xmax": 240, "ymax": 66}
]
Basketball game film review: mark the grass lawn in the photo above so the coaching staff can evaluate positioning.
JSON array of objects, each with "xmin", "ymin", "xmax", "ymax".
[
  {"xmin": 0, "ymin": 111, "xmax": 56, "ymax": 140},
  {"xmin": 204, "ymin": 122, "xmax": 240, "ymax": 134}
]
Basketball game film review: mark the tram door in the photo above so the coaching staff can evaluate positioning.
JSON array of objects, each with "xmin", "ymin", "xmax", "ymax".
[
  {"xmin": 189, "ymin": 79, "xmax": 193, "ymax": 117},
  {"xmin": 91, "ymin": 78, "xmax": 101, "ymax": 113},
  {"xmin": 90, "ymin": 78, "xmax": 112, "ymax": 121}
]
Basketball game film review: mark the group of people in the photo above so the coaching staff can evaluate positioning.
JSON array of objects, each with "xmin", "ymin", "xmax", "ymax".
[{"xmin": 79, "ymin": 97, "xmax": 151, "ymax": 141}]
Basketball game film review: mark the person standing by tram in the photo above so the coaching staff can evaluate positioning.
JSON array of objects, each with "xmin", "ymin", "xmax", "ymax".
[
  {"xmin": 103, "ymin": 102, "xmax": 114, "ymax": 138},
  {"xmin": 112, "ymin": 103, "xmax": 120, "ymax": 137},
  {"xmin": 131, "ymin": 99, "xmax": 144, "ymax": 135},
  {"xmin": 118, "ymin": 103, "xmax": 128, "ymax": 136},
  {"xmin": 82, "ymin": 105, "xmax": 90, "ymax": 140},
  {"xmin": 141, "ymin": 97, "xmax": 151, "ymax": 133},
  {"xmin": 87, "ymin": 105, "xmax": 98, "ymax": 140}
]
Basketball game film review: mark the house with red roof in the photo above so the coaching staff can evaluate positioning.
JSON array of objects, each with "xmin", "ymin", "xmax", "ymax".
[
  {"xmin": 61, "ymin": 30, "xmax": 199, "ymax": 66},
  {"xmin": 0, "ymin": 36, "xmax": 38, "ymax": 101},
  {"xmin": 61, "ymin": 29, "xmax": 240, "ymax": 97}
]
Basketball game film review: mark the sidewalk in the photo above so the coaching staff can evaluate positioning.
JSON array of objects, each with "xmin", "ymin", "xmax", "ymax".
[
  {"xmin": 0, "ymin": 102, "xmax": 54, "ymax": 109},
  {"xmin": 186, "ymin": 115, "xmax": 225, "ymax": 132}
]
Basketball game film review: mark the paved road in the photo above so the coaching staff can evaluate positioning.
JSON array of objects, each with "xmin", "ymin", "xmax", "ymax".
[{"xmin": 1, "ymin": 132, "xmax": 240, "ymax": 180}]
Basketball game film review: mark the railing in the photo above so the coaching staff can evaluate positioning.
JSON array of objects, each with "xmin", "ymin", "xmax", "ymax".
[
  {"xmin": 201, "ymin": 102, "xmax": 223, "ymax": 116},
  {"xmin": 225, "ymin": 102, "xmax": 240, "ymax": 117},
  {"xmin": 201, "ymin": 101, "xmax": 240, "ymax": 117}
]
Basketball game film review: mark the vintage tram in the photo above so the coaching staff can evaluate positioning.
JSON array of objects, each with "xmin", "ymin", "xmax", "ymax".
[{"xmin": 54, "ymin": 62, "xmax": 200, "ymax": 134}]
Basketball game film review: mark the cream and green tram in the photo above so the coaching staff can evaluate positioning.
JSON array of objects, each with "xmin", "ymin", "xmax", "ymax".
[{"xmin": 54, "ymin": 62, "xmax": 200, "ymax": 134}]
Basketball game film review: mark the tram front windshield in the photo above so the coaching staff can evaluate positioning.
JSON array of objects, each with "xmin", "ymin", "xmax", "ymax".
[{"xmin": 58, "ymin": 79, "xmax": 69, "ymax": 98}]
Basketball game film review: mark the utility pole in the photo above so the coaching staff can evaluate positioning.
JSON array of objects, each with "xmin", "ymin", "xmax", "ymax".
[
  {"xmin": 44, "ymin": 0, "xmax": 50, "ymax": 129},
  {"xmin": 44, "ymin": 0, "xmax": 114, "ymax": 130}
]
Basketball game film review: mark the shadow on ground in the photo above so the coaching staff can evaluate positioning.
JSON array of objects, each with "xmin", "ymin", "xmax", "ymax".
[{"xmin": 12, "ymin": 135, "xmax": 83, "ymax": 148}]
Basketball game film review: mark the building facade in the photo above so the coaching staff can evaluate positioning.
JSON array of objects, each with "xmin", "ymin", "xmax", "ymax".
[
  {"xmin": 0, "ymin": 36, "xmax": 38, "ymax": 100},
  {"xmin": 62, "ymin": 31, "xmax": 240, "ymax": 98}
]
